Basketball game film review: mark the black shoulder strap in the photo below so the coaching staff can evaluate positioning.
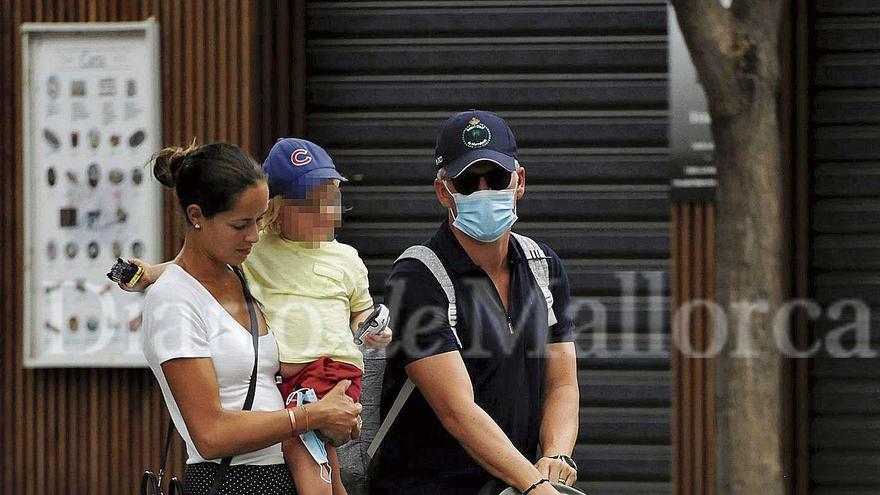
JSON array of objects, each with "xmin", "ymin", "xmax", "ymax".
[
  {"xmin": 232, "ymin": 265, "xmax": 261, "ymax": 411},
  {"xmin": 206, "ymin": 265, "xmax": 262, "ymax": 495},
  {"xmin": 151, "ymin": 419, "xmax": 174, "ymax": 491}
]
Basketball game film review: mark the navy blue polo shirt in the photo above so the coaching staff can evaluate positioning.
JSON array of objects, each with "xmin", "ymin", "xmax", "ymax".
[{"xmin": 371, "ymin": 221, "xmax": 575, "ymax": 495}]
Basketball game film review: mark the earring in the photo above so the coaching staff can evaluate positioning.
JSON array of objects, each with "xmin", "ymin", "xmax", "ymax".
[{"xmin": 194, "ymin": 224, "xmax": 201, "ymax": 229}]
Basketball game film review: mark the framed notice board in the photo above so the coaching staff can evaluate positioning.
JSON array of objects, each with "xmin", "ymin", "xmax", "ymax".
[{"xmin": 21, "ymin": 19, "xmax": 162, "ymax": 367}]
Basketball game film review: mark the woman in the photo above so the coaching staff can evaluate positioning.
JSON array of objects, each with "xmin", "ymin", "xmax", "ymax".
[{"xmin": 142, "ymin": 142, "xmax": 361, "ymax": 495}]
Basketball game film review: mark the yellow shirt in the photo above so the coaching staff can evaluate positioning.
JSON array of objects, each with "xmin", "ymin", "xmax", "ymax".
[{"xmin": 242, "ymin": 231, "xmax": 374, "ymax": 369}]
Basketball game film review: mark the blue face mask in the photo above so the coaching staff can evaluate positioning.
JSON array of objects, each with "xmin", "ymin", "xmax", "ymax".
[
  {"xmin": 445, "ymin": 183, "xmax": 518, "ymax": 242},
  {"xmin": 289, "ymin": 388, "xmax": 332, "ymax": 483}
]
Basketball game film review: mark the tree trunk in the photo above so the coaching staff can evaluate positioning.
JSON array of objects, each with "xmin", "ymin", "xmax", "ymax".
[
  {"xmin": 669, "ymin": 2, "xmax": 785, "ymax": 494},
  {"xmin": 713, "ymin": 90, "xmax": 785, "ymax": 495}
]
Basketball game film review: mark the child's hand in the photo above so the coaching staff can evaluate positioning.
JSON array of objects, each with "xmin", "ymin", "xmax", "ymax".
[
  {"xmin": 117, "ymin": 258, "xmax": 160, "ymax": 293},
  {"xmin": 363, "ymin": 327, "xmax": 392, "ymax": 349}
]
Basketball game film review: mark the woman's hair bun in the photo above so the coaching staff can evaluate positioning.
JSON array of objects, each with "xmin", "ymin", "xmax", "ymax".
[
  {"xmin": 152, "ymin": 141, "xmax": 198, "ymax": 188},
  {"xmin": 151, "ymin": 140, "xmax": 265, "ymax": 220}
]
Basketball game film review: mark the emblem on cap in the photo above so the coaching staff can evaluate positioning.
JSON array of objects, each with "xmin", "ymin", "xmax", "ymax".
[
  {"xmin": 462, "ymin": 117, "xmax": 491, "ymax": 149},
  {"xmin": 290, "ymin": 149, "xmax": 312, "ymax": 167}
]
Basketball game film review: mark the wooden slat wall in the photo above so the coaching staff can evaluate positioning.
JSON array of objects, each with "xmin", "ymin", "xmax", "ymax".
[
  {"xmin": 781, "ymin": 0, "xmax": 812, "ymax": 492},
  {"xmin": 254, "ymin": 0, "xmax": 305, "ymax": 159},
  {"xmin": 670, "ymin": 203, "xmax": 716, "ymax": 495},
  {"xmin": 0, "ymin": 2, "xmax": 262, "ymax": 493}
]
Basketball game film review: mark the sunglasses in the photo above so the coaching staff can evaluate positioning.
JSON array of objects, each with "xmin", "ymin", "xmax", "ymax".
[{"xmin": 449, "ymin": 167, "xmax": 514, "ymax": 195}]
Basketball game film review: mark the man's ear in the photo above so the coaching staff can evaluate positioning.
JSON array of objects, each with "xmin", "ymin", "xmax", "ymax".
[
  {"xmin": 434, "ymin": 178, "xmax": 454, "ymax": 210},
  {"xmin": 186, "ymin": 204, "xmax": 205, "ymax": 228},
  {"xmin": 515, "ymin": 167, "xmax": 526, "ymax": 200}
]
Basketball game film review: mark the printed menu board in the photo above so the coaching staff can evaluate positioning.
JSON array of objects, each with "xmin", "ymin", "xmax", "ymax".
[{"xmin": 21, "ymin": 19, "xmax": 162, "ymax": 367}]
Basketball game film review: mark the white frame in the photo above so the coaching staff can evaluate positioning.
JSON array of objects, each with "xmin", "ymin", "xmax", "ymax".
[{"xmin": 21, "ymin": 18, "xmax": 162, "ymax": 368}]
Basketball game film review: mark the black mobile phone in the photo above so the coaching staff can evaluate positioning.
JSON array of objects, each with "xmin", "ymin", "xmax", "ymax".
[{"xmin": 106, "ymin": 258, "xmax": 144, "ymax": 287}]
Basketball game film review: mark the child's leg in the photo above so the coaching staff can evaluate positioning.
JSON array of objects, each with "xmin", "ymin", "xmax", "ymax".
[
  {"xmin": 283, "ymin": 436, "xmax": 333, "ymax": 495},
  {"xmin": 278, "ymin": 358, "xmax": 360, "ymax": 495},
  {"xmin": 327, "ymin": 445, "xmax": 348, "ymax": 495}
]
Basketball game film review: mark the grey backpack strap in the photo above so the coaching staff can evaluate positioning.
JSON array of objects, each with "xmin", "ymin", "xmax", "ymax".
[
  {"xmin": 510, "ymin": 232, "xmax": 558, "ymax": 327},
  {"xmin": 367, "ymin": 378, "xmax": 415, "ymax": 459},
  {"xmin": 393, "ymin": 246, "xmax": 462, "ymax": 346},
  {"xmin": 367, "ymin": 245, "xmax": 462, "ymax": 461}
]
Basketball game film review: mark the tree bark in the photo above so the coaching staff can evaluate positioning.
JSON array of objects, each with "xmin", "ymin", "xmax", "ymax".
[{"xmin": 669, "ymin": 2, "xmax": 785, "ymax": 494}]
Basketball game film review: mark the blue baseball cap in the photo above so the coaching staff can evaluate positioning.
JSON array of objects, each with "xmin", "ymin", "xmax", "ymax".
[
  {"xmin": 434, "ymin": 110, "xmax": 518, "ymax": 178},
  {"xmin": 262, "ymin": 138, "xmax": 346, "ymax": 199}
]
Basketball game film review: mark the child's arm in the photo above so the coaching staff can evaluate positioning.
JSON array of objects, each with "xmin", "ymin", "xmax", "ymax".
[
  {"xmin": 349, "ymin": 256, "xmax": 392, "ymax": 348},
  {"xmin": 350, "ymin": 309, "xmax": 392, "ymax": 349}
]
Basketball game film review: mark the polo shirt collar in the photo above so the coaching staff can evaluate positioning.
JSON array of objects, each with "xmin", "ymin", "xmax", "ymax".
[{"xmin": 432, "ymin": 220, "xmax": 523, "ymax": 275}]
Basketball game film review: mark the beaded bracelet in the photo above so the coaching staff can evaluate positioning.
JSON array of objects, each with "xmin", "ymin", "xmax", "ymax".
[{"xmin": 522, "ymin": 478, "xmax": 549, "ymax": 494}]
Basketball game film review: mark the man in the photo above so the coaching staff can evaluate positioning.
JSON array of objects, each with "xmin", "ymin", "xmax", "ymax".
[{"xmin": 370, "ymin": 110, "xmax": 580, "ymax": 495}]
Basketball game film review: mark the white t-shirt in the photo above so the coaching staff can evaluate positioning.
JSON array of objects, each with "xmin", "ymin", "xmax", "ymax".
[{"xmin": 142, "ymin": 264, "xmax": 285, "ymax": 465}]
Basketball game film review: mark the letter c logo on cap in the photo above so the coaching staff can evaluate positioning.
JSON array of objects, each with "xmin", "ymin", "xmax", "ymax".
[{"xmin": 290, "ymin": 149, "xmax": 312, "ymax": 167}]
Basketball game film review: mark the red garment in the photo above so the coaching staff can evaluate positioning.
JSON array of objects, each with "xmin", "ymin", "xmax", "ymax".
[{"xmin": 278, "ymin": 357, "xmax": 363, "ymax": 408}]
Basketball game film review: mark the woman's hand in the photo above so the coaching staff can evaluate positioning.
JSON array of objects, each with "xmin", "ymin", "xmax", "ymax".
[
  {"xmin": 363, "ymin": 327, "xmax": 392, "ymax": 349},
  {"xmin": 309, "ymin": 380, "xmax": 362, "ymax": 447}
]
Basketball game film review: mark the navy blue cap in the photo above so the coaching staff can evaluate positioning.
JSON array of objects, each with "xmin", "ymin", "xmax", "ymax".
[
  {"xmin": 434, "ymin": 110, "xmax": 518, "ymax": 177},
  {"xmin": 262, "ymin": 138, "xmax": 346, "ymax": 199}
]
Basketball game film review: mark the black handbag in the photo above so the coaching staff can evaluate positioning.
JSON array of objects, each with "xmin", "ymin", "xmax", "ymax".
[
  {"xmin": 140, "ymin": 421, "xmax": 185, "ymax": 495},
  {"xmin": 140, "ymin": 265, "xmax": 261, "ymax": 495}
]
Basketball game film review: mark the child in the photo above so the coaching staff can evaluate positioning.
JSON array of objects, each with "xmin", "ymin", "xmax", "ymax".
[
  {"xmin": 128, "ymin": 138, "xmax": 391, "ymax": 495},
  {"xmin": 250, "ymin": 138, "xmax": 391, "ymax": 495}
]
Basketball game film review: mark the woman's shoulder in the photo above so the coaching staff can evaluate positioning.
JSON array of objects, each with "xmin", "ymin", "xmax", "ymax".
[
  {"xmin": 141, "ymin": 265, "xmax": 214, "ymax": 343},
  {"xmin": 144, "ymin": 264, "xmax": 204, "ymax": 308},
  {"xmin": 141, "ymin": 265, "xmax": 215, "ymax": 365}
]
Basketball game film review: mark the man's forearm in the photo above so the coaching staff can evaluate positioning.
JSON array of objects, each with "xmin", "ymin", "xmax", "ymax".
[
  {"xmin": 539, "ymin": 383, "xmax": 579, "ymax": 456},
  {"xmin": 440, "ymin": 401, "xmax": 544, "ymax": 491}
]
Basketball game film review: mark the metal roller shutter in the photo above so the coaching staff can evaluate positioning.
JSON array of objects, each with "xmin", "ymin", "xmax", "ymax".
[
  {"xmin": 305, "ymin": 2, "xmax": 671, "ymax": 493},
  {"xmin": 810, "ymin": 1, "xmax": 880, "ymax": 494}
]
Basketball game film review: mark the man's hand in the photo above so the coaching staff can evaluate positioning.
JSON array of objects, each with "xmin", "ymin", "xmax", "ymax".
[{"xmin": 536, "ymin": 456, "xmax": 577, "ymax": 486}]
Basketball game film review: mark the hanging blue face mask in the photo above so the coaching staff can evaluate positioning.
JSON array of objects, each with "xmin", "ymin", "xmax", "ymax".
[
  {"xmin": 290, "ymin": 388, "xmax": 332, "ymax": 483},
  {"xmin": 445, "ymin": 183, "xmax": 518, "ymax": 242}
]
